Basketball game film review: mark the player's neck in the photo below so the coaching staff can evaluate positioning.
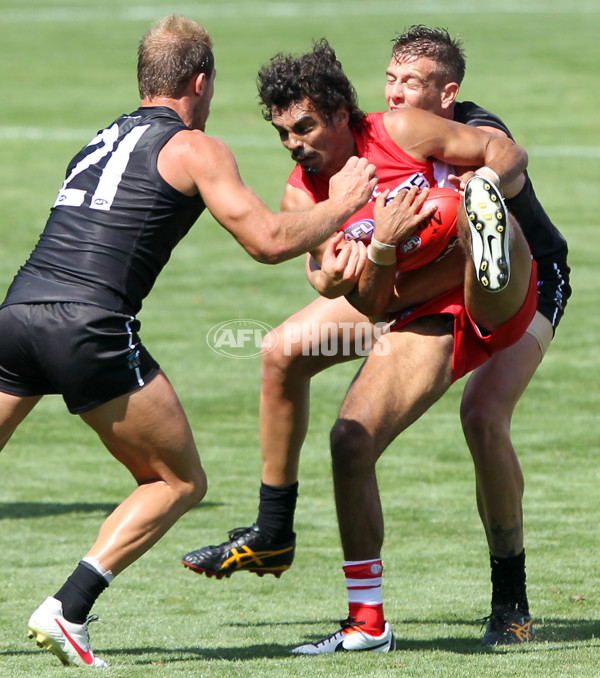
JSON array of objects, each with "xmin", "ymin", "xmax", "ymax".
[{"xmin": 141, "ymin": 97, "xmax": 191, "ymax": 126}]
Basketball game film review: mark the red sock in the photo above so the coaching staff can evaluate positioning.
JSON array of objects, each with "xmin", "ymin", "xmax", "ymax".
[{"xmin": 343, "ymin": 559, "xmax": 385, "ymax": 635}]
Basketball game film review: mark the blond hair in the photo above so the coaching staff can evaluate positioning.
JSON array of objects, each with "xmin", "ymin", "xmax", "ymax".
[{"xmin": 137, "ymin": 15, "xmax": 214, "ymax": 99}]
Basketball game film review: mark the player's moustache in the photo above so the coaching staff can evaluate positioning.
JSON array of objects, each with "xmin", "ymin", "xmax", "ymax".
[{"xmin": 292, "ymin": 149, "xmax": 314, "ymax": 162}]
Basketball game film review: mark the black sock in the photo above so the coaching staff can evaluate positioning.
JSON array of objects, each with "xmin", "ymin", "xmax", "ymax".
[
  {"xmin": 54, "ymin": 561, "xmax": 109, "ymax": 624},
  {"xmin": 255, "ymin": 481, "xmax": 298, "ymax": 542},
  {"xmin": 490, "ymin": 550, "xmax": 528, "ymax": 613}
]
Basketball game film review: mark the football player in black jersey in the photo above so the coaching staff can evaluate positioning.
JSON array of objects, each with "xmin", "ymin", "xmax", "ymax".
[
  {"xmin": 0, "ymin": 15, "xmax": 377, "ymax": 668},
  {"xmin": 384, "ymin": 26, "xmax": 570, "ymax": 645}
]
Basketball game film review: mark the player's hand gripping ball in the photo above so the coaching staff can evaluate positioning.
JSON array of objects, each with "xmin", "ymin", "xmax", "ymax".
[{"xmin": 395, "ymin": 187, "xmax": 461, "ymax": 271}]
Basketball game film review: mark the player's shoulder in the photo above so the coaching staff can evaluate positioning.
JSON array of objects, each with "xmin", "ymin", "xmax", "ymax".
[
  {"xmin": 383, "ymin": 107, "xmax": 445, "ymax": 132},
  {"xmin": 281, "ymin": 182, "xmax": 316, "ymax": 211},
  {"xmin": 173, "ymin": 128, "xmax": 226, "ymax": 148},
  {"xmin": 165, "ymin": 129, "xmax": 233, "ymax": 165},
  {"xmin": 382, "ymin": 107, "xmax": 448, "ymax": 147},
  {"xmin": 454, "ymin": 101, "xmax": 511, "ymax": 136}
]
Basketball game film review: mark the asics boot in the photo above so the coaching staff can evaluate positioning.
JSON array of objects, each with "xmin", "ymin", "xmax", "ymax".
[
  {"xmin": 291, "ymin": 617, "xmax": 396, "ymax": 654},
  {"xmin": 182, "ymin": 524, "xmax": 295, "ymax": 578},
  {"xmin": 481, "ymin": 605, "xmax": 535, "ymax": 646},
  {"xmin": 464, "ymin": 174, "xmax": 511, "ymax": 292},
  {"xmin": 27, "ymin": 596, "xmax": 107, "ymax": 667}
]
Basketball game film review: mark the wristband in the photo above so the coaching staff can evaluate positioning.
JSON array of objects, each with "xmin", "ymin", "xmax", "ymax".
[
  {"xmin": 370, "ymin": 236, "xmax": 396, "ymax": 251},
  {"xmin": 475, "ymin": 166, "xmax": 501, "ymax": 187},
  {"xmin": 367, "ymin": 238, "xmax": 397, "ymax": 266}
]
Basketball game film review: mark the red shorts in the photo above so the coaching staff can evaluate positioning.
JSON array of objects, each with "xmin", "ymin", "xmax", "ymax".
[{"xmin": 389, "ymin": 260, "xmax": 538, "ymax": 382}]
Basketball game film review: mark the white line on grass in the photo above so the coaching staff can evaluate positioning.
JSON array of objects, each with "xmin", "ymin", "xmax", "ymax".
[
  {"xmin": 1, "ymin": 1, "xmax": 599, "ymax": 23},
  {"xmin": 1, "ymin": 126, "xmax": 598, "ymax": 159},
  {"xmin": 529, "ymin": 146, "xmax": 600, "ymax": 159},
  {"xmin": 0, "ymin": 126, "xmax": 280, "ymax": 147}
]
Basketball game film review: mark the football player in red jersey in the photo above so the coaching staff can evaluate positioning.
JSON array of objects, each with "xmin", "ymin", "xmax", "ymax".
[{"xmin": 182, "ymin": 38, "xmax": 539, "ymax": 651}]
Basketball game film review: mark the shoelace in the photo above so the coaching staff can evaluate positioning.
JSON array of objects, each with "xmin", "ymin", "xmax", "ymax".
[
  {"xmin": 339, "ymin": 616, "xmax": 365, "ymax": 631},
  {"xmin": 81, "ymin": 615, "xmax": 101, "ymax": 634},
  {"xmin": 311, "ymin": 617, "xmax": 366, "ymax": 647},
  {"xmin": 476, "ymin": 606, "xmax": 526, "ymax": 629},
  {"xmin": 227, "ymin": 526, "xmax": 254, "ymax": 541},
  {"xmin": 476, "ymin": 614, "xmax": 492, "ymax": 629}
]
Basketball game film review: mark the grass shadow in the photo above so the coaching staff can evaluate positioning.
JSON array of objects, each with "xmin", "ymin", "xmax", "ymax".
[{"xmin": 5, "ymin": 618, "xmax": 600, "ymax": 665}]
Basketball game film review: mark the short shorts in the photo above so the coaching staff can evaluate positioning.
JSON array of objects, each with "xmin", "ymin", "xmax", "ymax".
[
  {"xmin": 535, "ymin": 258, "xmax": 571, "ymax": 332},
  {"xmin": 389, "ymin": 260, "xmax": 538, "ymax": 382},
  {"xmin": 0, "ymin": 302, "xmax": 160, "ymax": 414}
]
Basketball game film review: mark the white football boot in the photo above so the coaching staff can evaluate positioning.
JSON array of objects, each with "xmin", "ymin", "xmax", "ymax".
[
  {"xmin": 463, "ymin": 174, "xmax": 511, "ymax": 292},
  {"xmin": 28, "ymin": 596, "xmax": 107, "ymax": 667},
  {"xmin": 291, "ymin": 618, "xmax": 396, "ymax": 654}
]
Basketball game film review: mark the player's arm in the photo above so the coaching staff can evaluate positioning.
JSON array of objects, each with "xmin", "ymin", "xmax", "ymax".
[
  {"xmin": 280, "ymin": 183, "xmax": 367, "ymax": 297},
  {"xmin": 280, "ymin": 183, "xmax": 351, "ymax": 295},
  {"xmin": 460, "ymin": 124, "xmax": 525, "ymax": 198},
  {"xmin": 308, "ymin": 234, "xmax": 368, "ymax": 298},
  {"xmin": 346, "ymin": 187, "xmax": 433, "ymax": 317},
  {"xmin": 389, "ymin": 243, "xmax": 465, "ymax": 312},
  {"xmin": 385, "ymin": 108, "xmax": 528, "ymax": 191},
  {"xmin": 280, "ymin": 183, "xmax": 329, "ymax": 285},
  {"xmin": 161, "ymin": 130, "xmax": 377, "ymax": 264},
  {"xmin": 347, "ymin": 233, "xmax": 466, "ymax": 316}
]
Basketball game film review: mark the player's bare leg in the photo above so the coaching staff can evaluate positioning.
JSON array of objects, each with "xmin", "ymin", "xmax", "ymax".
[
  {"xmin": 80, "ymin": 370, "xmax": 206, "ymax": 574},
  {"xmin": 291, "ymin": 318, "xmax": 453, "ymax": 654},
  {"xmin": 182, "ymin": 295, "xmax": 371, "ymax": 577},
  {"xmin": 28, "ymin": 371, "xmax": 205, "ymax": 667},
  {"xmin": 0, "ymin": 392, "xmax": 42, "ymax": 450},
  {"xmin": 260, "ymin": 295, "xmax": 371, "ymax": 486},
  {"xmin": 461, "ymin": 330, "xmax": 542, "ymax": 646},
  {"xmin": 462, "ymin": 334, "xmax": 542, "ymax": 557},
  {"xmin": 331, "ymin": 319, "xmax": 454, "ymax": 559}
]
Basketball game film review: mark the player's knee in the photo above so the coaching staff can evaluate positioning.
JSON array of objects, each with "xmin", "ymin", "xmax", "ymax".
[
  {"xmin": 182, "ymin": 466, "xmax": 207, "ymax": 508},
  {"xmin": 330, "ymin": 418, "xmax": 374, "ymax": 474},
  {"xmin": 462, "ymin": 392, "xmax": 503, "ymax": 432},
  {"xmin": 461, "ymin": 394, "xmax": 511, "ymax": 456},
  {"xmin": 261, "ymin": 324, "xmax": 309, "ymax": 380},
  {"xmin": 461, "ymin": 400, "xmax": 493, "ymax": 438}
]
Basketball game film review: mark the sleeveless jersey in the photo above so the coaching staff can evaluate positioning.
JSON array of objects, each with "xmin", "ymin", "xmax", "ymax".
[
  {"xmin": 454, "ymin": 101, "xmax": 569, "ymax": 270},
  {"xmin": 3, "ymin": 106, "xmax": 205, "ymax": 315},
  {"xmin": 287, "ymin": 112, "xmax": 438, "ymax": 244}
]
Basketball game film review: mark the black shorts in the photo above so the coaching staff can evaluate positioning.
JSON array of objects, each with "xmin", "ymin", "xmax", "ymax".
[
  {"xmin": 536, "ymin": 257, "xmax": 571, "ymax": 332},
  {"xmin": 0, "ymin": 303, "xmax": 160, "ymax": 414}
]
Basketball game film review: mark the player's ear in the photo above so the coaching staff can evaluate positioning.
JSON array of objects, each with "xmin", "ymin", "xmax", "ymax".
[
  {"xmin": 192, "ymin": 72, "xmax": 207, "ymax": 97},
  {"xmin": 440, "ymin": 82, "xmax": 459, "ymax": 111}
]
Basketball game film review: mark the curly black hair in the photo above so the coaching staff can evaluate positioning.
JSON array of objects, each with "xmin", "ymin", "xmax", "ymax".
[
  {"xmin": 391, "ymin": 26, "xmax": 466, "ymax": 86},
  {"xmin": 257, "ymin": 38, "xmax": 365, "ymax": 129}
]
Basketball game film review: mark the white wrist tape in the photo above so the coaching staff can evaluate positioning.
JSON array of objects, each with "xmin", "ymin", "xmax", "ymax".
[
  {"xmin": 475, "ymin": 166, "xmax": 501, "ymax": 187},
  {"xmin": 367, "ymin": 237, "xmax": 397, "ymax": 266}
]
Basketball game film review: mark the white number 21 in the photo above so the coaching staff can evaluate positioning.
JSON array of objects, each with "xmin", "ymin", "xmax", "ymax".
[{"xmin": 54, "ymin": 122, "xmax": 150, "ymax": 212}]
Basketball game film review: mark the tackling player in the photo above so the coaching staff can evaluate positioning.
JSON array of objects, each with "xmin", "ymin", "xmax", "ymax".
[
  {"xmin": 3, "ymin": 16, "xmax": 377, "ymax": 669},
  {"xmin": 385, "ymin": 26, "xmax": 570, "ymax": 645}
]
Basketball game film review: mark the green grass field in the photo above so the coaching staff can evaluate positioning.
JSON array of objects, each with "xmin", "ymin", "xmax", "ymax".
[{"xmin": 1, "ymin": 1, "xmax": 599, "ymax": 676}]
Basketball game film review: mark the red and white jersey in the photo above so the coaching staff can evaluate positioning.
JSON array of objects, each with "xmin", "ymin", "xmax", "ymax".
[
  {"xmin": 287, "ymin": 112, "xmax": 440, "ymax": 243},
  {"xmin": 285, "ymin": 111, "xmax": 538, "ymax": 382}
]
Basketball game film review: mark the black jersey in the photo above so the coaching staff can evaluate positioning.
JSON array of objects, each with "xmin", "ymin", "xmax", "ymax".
[
  {"xmin": 3, "ymin": 106, "xmax": 205, "ymax": 315},
  {"xmin": 454, "ymin": 101, "xmax": 569, "ymax": 271}
]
